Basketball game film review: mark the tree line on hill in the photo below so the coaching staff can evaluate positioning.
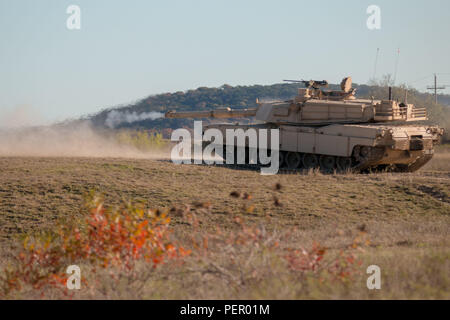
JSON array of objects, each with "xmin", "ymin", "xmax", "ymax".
[{"xmin": 88, "ymin": 78, "xmax": 450, "ymax": 141}]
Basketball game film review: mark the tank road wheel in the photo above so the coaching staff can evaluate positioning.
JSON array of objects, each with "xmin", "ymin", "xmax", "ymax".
[
  {"xmin": 336, "ymin": 157, "xmax": 353, "ymax": 173},
  {"xmin": 286, "ymin": 152, "xmax": 302, "ymax": 169},
  {"xmin": 391, "ymin": 164, "xmax": 409, "ymax": 173},
  {"xmin": 302, "ymin": 153, "xmax": 319, "ymax": 170},
  {"xmin": 279, "ymin": 151, "xmax": 287, "ymax": 168},
  {"xmin": 360, "ymin": 146, "xmax": 371, "ymax": 159},
  {"xmin": 319, "ymin": 155, "xmax": 336, "ymax": 173}
]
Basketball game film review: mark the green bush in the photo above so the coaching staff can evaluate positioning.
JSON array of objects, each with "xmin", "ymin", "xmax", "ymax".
[{"xmin": 115, "ymin": 130, "xmax": 167, "ymax": 151}]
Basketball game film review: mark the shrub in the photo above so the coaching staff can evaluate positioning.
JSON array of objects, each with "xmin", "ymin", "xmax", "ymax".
[
  {"xmin": 174, "ymin": 197, "xmax": 365, "ymax": 292},
  {"xmin": 0, "ymin": 188, "xmax": 367, "ymax": 299},
  {"xmin": 115, "ymin": 129, "xmax": 167, "ymax": 151},
  {"xmin": 0, "ymin": 193, "xmax": 188, "ymax": 298}
]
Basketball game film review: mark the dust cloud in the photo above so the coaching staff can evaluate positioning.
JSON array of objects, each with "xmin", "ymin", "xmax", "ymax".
[
  {"xmin": 0, "ymin": 105, "xmax": 47, "ymax": 129},
  {"xmin": 0, "ymin": 121, "xmax": 169, "ymax": 159}
]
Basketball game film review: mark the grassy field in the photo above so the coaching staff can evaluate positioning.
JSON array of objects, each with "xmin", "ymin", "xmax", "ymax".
[{"xmin": 0, "ymin": 146, "xmax": 449, "ymax": 299}]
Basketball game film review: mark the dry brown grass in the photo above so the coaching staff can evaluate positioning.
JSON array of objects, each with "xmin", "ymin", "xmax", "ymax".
[
  {"xmin": 424, "ymin": 145, "xmax": 450, "ymax": 172},
  {"xmin": 0, "ymin": 147, "xmax": 449, "ymax": 299}
]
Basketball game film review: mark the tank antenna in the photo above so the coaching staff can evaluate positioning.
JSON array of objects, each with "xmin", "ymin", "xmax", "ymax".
[
  {"xmin": 393, "ymin": 48, "xmax": 400, "ymax": 85},
  {"xmin": 373, "ymin": 48, "xmax": 380, "ymax": 80}
]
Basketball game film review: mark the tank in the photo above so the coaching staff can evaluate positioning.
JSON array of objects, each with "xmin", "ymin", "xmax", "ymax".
[{"xmin": 165, "ymin": 77, "xmax": 444, "ymax": 173}]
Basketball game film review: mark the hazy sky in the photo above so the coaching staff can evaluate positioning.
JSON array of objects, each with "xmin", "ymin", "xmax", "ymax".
[{"xmin": 1, "ymin": 0, "xmax": 450, "ymax": 124}]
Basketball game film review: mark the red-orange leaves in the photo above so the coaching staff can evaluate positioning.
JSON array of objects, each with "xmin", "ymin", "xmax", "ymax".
[{"xmin": 0, "ymin": 195, "xmax": 188, "ymax": 298}]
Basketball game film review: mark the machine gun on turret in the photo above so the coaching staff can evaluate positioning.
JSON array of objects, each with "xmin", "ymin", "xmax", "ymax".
[{"xmin": 283, "ymin": 79, "xmax": 329, "ymax": 89}]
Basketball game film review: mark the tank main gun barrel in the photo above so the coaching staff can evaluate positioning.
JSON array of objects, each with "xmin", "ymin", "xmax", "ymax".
[{"xmin": 165, "ymin": 107, "xmax": 257, "ymax": 119}]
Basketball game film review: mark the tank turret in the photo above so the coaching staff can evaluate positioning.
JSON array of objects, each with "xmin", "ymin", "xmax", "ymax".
[
  {"xmin": 166, "ymin": 77, "xmax": 427, "ymax": 125},
  {"xmin": 259, "ymin": 76, "xmax": 428, "ymax": 125}
]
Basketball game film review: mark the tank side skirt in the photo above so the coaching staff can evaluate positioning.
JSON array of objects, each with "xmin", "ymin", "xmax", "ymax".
[{"xmin": 195, "ymin": 124, "xmax": 438, "ymax": 173}]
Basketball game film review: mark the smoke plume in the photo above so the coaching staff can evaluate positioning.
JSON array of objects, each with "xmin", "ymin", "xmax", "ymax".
[{"xmin": 105, "ymin": 110, "xmax": 164, "ymax": 128}]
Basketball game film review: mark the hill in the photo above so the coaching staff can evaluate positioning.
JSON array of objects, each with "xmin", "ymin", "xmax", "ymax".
[{"xmin": 88, "ymin": 82, "xmax": 450, "ymax": 140}]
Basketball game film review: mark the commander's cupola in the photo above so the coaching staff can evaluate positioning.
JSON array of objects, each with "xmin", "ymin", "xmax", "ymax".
[{"xmin": 295, "ymin": 77, "xmax": 356, "ymax": 103}]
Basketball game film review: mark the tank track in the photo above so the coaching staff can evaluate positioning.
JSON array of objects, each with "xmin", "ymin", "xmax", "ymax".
[
  {"xmin": 197, "ymin": 145, "xmax": 382, "ymax": 174},
  {"xmin": 192, "ymin": 144, "xmax": 433, "ymax": 174},
  {"xmin": 406, "ymin": 153, "xmax": 434, "ymax": 172},
  {"xmin": 388, "ymin": 153, "xmax": 434, "ymax": 173}
]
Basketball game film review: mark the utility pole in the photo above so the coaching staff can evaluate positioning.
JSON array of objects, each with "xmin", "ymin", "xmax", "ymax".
[{"xmin": 427, "ymin": 74, "xmax": 447, "ymax": 104}]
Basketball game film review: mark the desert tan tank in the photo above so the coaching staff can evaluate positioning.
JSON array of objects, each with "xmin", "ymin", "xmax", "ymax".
[{"xmin": 165, "ymin": 77, "xmax": 444, "ymax": 173}]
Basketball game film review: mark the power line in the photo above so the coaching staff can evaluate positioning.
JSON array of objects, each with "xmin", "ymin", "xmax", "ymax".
[{"xmin": 409, "ymin": 74, "xmax": 433, "ymax": 84}]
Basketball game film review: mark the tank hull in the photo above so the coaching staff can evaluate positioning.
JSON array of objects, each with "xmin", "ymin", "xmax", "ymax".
[{"xmin": 203, "ymin": 122, "xmax": 442, "ymax": 173}]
